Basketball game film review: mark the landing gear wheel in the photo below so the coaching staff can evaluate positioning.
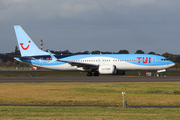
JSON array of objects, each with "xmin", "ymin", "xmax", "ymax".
[
  {"xmin": 93, "ymin": 72, "xmax": 99, "ymax": 76},
  {"xmin": 87, "ymin": 72, "xmax": 92, "ymax": 76}
]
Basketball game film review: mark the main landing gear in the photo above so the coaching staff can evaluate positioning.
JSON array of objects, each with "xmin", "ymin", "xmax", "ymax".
[
  {"xmin": 87, "ymin": 72, "xmax": 99, "ymax": 76},
  {"xmin": 87, "ymin": 72, "xmax": 92, "ymax": 76}
]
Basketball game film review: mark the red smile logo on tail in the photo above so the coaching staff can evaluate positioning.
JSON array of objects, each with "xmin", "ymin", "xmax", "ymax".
[{"xmin": 20, "ymin": 40, "xmax": 31, "ymax": 50}]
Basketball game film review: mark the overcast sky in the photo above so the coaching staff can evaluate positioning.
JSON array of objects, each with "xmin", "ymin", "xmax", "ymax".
[{"xmin": 0, "ymin": 0, "xmax": 180, "ymax": 54}]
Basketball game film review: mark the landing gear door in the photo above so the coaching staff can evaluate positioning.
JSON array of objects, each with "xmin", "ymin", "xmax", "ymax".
[{"xmin": 152, "ymin": 57, "xmax": 156, "ymax": 65}]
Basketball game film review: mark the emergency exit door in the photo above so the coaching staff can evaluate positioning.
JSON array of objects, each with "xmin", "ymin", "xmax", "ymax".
[{"xmin": 152, "ymin": 57, "xmax": 156, "ymax": 65}]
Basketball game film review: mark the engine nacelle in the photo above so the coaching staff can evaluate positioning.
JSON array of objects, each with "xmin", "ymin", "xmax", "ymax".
[{"xmin": 98, "ymin": 65, "xmax": 116, "ymax": 74}]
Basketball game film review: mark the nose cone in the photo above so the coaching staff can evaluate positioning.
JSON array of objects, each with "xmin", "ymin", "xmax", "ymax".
[{"xmin": 169, "ymin": 61, "xmax": 175, "ymax": 67}]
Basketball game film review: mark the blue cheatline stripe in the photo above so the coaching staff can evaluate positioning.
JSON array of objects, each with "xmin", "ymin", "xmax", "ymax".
[{"xmin": 16, "ymin": 54, "xmax": 173, "ymax": 67}]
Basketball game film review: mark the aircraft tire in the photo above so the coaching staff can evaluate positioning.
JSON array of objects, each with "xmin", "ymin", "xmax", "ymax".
[
  {"xmin": 87, "ymin": 72, "xmax": 92, "ymax": 76},
  {"xmin": 93, "ymin": 72, "xmax": 99, "ymax": 76}
]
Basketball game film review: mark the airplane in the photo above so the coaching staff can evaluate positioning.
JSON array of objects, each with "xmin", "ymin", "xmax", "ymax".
[{"xmin": 13, "ymin": 25, "xmax": 175, "ymax": 76}]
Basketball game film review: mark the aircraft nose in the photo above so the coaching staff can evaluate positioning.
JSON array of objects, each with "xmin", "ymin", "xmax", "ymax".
[{"xmin": 169, "ymin": 61, "xmax": 175, "ymax": 67}]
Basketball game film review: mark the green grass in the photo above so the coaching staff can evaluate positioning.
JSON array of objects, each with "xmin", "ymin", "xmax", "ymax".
[
  {"xmin": 1, "ymin": 82, "xmax": 180, "ymax": 119},
  {"xmin": 0, "ymin": 106, "xmax": 180, "ymax": 120},
  {"xmin": 0, "ymin": 82, "xmax": 180, "ymax": 106}
]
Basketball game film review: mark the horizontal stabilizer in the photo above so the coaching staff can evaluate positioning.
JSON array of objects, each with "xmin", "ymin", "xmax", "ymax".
[{"xmin": 5, "ymin": 54, "xmax": 31, "ymax": 60}]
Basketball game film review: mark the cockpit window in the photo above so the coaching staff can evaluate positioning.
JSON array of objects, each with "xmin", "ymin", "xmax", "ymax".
[{"xmin": 161, "ymin": 59, "xmax": 168, "ymax": 61}]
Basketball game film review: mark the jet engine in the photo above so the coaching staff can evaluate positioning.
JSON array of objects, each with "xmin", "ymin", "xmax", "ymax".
[{"xmin": 98, "ymin": 65, "xmax": 116, "ymax": 74}]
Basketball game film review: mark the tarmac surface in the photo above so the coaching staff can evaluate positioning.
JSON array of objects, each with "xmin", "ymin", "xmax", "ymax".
[{"xmin": 0, "ymin": 76, "xmax": 180, "ymax": 83}]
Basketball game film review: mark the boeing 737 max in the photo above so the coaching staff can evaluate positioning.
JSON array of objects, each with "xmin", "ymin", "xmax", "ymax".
[{"xmin": 13, "ymin": 26, "xmax": 175, "ymax": 76}]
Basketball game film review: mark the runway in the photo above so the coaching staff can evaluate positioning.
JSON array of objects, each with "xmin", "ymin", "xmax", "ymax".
[{"xmin": 0, "ymin": 76, "xmax": 180, "ymax": 83}]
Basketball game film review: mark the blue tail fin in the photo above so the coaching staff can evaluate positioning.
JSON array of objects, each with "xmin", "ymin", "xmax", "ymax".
[{"xmin": 14, "ymin": 25, "xmax": 49, "ymax": 57}]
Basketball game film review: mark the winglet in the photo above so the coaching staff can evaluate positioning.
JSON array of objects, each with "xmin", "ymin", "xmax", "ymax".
[{"xmin": 48, "ymin": 50, "xmax": 57, "ymax": 62}]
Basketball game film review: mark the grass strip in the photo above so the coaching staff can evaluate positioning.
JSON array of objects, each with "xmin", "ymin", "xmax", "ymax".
[
  {"xmin": 0, "ymin": 82, "xmax": 180, "ymax": 106},
  {"xmin": 0, "ymin": 106, "xmax": 180, "ymax": 119}
]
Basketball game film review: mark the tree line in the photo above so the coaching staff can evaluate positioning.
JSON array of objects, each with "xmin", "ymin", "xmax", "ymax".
[{"xmin": 0, "ymin": 46, "xmax": 180, "ymax": 69}]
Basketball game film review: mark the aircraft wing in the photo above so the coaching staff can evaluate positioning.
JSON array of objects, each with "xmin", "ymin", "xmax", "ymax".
[
  {"xmin": 58, "ymin": 60, "xmax": 98, "ymax": 70},
  {"xmin": 47, "ymin": 50, "xmax": 98, "ymax": 70}
]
